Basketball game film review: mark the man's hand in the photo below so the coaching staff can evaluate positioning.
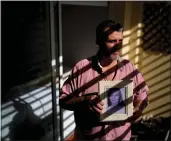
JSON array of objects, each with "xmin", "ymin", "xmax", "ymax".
[{"xmin": 84, "ymin": 94, "xmax": 104, "ymax": 115}]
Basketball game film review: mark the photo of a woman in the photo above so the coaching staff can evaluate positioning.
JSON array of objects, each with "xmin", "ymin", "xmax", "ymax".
[{"xmin": 106, "ymin": 88, "xmax": 126, "ymax": 114}]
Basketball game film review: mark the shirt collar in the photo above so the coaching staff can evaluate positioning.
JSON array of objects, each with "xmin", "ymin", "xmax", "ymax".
[{"xmin": 95, "ymin": 55, "xmax": 124, "ymax": 72}]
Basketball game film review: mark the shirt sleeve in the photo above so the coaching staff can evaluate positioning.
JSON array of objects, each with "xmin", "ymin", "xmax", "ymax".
[
  {"xmin": 132, "ymin": 64, "xmax": 149, "ymax": 106},
  {"xmin": 60, "ymin": 65, "xmax": 79, "ymax": 99}
]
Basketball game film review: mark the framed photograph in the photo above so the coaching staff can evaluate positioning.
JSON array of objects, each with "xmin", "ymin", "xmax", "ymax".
[{"xmin": 98, "ymin": 80, "xmax": 133, "ymax": 122}]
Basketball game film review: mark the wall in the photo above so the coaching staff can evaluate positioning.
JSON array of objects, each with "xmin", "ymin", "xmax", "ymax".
[
  {"xmin": 109, "ymin": 1, "xmax": 125, "ymax": 25},
  {"xmin": 62, "ymin": 4, "xmax": 108, "ymax": 70},
  {"xmin": 109, "ymin": 1, "xmax": 171, "ymax": 118}
]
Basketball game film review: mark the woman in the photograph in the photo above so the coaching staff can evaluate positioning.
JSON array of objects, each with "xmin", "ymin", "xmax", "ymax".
[{"xmin": 107, "ymin": 88, "xmax": 125, "ymax": 114}]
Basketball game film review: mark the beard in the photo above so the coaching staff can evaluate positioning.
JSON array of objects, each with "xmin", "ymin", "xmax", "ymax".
[{"xmin": 99, "ymin": 42, "xmax": 122, "ymax": 61}]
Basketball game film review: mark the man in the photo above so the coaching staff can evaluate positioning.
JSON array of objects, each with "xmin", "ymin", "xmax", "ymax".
[{"xmin": 59, "ymin": 20, "xmax": 149, "ymax": 140}]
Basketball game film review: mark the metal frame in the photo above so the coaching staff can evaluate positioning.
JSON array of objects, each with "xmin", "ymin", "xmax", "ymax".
[
  {"xmin": 47, "ymin": 1, "xmax": 59, "ymax": 141},
  {"xmin": 57, "ymin": 1, "xmax": 64, "ymax": 141},
  {"xmin": 49, "ymin": 1, "xmax": 64, "ymax": 141}
]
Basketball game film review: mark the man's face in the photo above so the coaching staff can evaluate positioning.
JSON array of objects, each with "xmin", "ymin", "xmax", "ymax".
[{"xmin": 101, "ymin": 31, "xmax": 123, "ymax": 60}]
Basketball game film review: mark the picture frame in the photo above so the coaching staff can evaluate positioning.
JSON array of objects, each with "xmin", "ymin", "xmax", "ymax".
[{"xmin": 98, "ymin": 80, "xmax": 133, "ymax": 122}]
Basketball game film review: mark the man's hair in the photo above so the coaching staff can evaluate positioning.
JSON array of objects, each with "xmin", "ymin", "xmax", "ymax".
[{"xmin": 96, "ymin": 20, "xmax": 123, "ymax": 47}]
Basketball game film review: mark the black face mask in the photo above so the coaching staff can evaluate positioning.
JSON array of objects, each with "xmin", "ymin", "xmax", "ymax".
[{"xmin": 99, "ymin": 42, "xmax": 122, "ymax": 57}]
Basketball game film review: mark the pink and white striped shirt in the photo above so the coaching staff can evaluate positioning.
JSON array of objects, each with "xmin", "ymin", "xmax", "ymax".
[{"xmin": 60, "ymin": 56, "xmax": 149, "ymax": 140}]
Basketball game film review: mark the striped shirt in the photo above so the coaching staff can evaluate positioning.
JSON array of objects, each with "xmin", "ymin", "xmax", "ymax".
[{"xmin": 60, "ymin": 56, "xmax": 149, "ymax": 140}]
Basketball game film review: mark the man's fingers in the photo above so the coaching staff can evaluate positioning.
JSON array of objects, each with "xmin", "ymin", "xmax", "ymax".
[
  {"xmin": 93, "ymin": 106, "xmax": 103, "ymax": 114},
  {"xmin": 90, "ymin": 95, "xmax": 97, "ymax": 100},
  {"xmin": 87, "ymin": 94, "xmax": 104, "ymax": 114},
  {"xmin": 89, "ymin": 105, "xmax": 96, "ymax": 113},
  {"xmin": 100, "ymin": 101, "xmax": 104, "ymax": 106},
  {"xmin": 96, "ymin": 103, "xmax": 103, "ymax": 110},
  {"xmin": 90, "ymin": 96, "xmax": 104, "ymax": 105}
]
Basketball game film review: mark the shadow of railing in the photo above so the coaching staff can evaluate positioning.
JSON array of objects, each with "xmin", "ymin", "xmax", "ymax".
[
  {"xmin": 120, "ymin": 7, "xmax": 171, "ymax": 119},
  {"xmin": 1, "ymin": 75, "xmax": 75, "ymax": 141},
  {"xmin": 142, "ymin": 2, "xmax": 170, "ymax": 54}
]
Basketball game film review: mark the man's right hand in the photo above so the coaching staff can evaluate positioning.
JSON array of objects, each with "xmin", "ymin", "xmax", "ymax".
[{"xmin": 84, "ymin": 94, "xmax": 104, "ymax": 115}]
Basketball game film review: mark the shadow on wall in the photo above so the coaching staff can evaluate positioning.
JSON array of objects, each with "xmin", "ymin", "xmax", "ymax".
[
  {"xmin": 142, "ymin": 2, "xmax": 170, "ymax": 54},
  {"xmin": 9, "ymin": 98, "xmax": 44, "ymax": 140},
  {"xmin": 120, "ymin": 2, "xmax": 171, "ymax": 118},
  {"xmin": 1, "ymin": 74, "xmax": 74, "ymax": 141}
]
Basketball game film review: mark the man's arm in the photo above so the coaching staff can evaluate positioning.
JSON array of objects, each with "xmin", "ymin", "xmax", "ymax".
[
  {"xmin": 126, "ymin": 63, "xmax": 149, "ymax": 122},
  {"xmin": 59, "ymin": 93, "xmax": 95, "ymax": 111},
  {"xmin": 59, "ymin": 92, "xmax": 104, "ymax": 114},
  {"xmin": 59, "ymin": 64, "xmax": 82, "ymax": 111},
  {"xmin": 59, "ymin": 95, "xmax": 86, "ymax": 111},
  {"xmin": 126, "ymin": 94, "xmax": 149, "ymax": 122}
]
